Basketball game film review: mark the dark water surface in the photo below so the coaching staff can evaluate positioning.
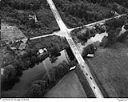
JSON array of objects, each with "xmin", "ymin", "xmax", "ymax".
[{"xmin": 2, "ymin": 50, "xmax": 70, "ymax": 97}]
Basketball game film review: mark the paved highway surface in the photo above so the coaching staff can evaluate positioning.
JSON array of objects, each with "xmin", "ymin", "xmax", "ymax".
[
  {"xmin": 46, "ymin": 0, "xmax": 104, "ymax": 98},
  {"xmin": 28, "ymin": 0, "xmax": 126, "ymax": 97}
]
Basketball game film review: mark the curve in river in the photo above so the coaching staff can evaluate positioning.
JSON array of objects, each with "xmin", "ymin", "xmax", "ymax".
[{"xmin": 2, "ymin": 50, "xmax": 70, "ymax": 97}]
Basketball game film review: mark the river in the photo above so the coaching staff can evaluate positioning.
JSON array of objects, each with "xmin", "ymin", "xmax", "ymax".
[{"xmin": 2, "ymin": 50, "xmax": 70, "ymax": 97}]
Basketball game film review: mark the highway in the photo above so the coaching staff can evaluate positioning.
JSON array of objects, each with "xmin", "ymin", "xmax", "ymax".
[{"xmin": 46, "ymin": 0, "xmax": 104, "ymax": 98}]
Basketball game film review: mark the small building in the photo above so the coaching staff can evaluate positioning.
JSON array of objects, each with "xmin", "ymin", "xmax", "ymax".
[
  {"xmin": 87, "ymin": 54, "xmax": 94, "ymax": 58},
  {"xmin": 70, "ymin": 66, "xmax": 76, "ymax": 71},
  {"xmin": 38, "ymin": 48, "xmax": 47, "ymax": 56},
  {"xmin": 28, "ymin": 14, "xmax": 38, "ymax": 23},
  {"xmin": 1, "ymin": 68, "xmax": 4, "ymax": 76}
]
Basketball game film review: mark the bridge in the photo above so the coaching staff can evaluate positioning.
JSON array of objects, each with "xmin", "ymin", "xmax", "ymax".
[
  {"xmin": 27, "ymin": 0, "xmax": 126, "ymax": 97},
  {"xmin": 46, "ymin": 0, "xmax": 104, "ymax": 98}
]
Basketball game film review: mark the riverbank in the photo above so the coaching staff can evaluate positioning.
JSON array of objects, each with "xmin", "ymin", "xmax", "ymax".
[
  {"xmin": 1, "ymin": 34, "xmax": 71, "ymax": 97},
  {"xmin": 1, "ymin": 49, "xmax": 72, "ymax": 97}
]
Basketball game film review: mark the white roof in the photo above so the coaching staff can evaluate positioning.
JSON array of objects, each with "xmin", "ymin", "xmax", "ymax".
[
  {"xmin": 70, "ymin": 66, "xmax": 76, "ymax": 70},
  {"xmin": 87, "ymin": 54, "xmax": 94, "ymax": 57},
  {"xmin": 1, "ymin": 68, "xmax": 4, "ymax": 75},
  {"xmin": 39, "ymin": 49, "xmax": 44, "ymax": 54}
]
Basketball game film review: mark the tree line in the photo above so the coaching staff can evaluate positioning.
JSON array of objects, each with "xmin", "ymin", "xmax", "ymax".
[{"xmin": 25, "ymin": 60, "xmax": 76, "ymax": 97}]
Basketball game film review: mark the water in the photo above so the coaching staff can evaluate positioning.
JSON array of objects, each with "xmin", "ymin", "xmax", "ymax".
[
  {"xmin": 3, "ymin": 50, "xmax": 69, "ymax": 97},
  {"xmin": 45, "ymin": 50, "xmax": 69, "ymax": 68}
]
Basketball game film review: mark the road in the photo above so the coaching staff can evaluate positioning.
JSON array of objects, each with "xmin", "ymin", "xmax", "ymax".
[
  {"xmin": 30, "ymin": 13, "xmax": 126, "ymax": 40},
  {"xmin": 46, "ymin": 0, "xmax": 104, "ymax": 98},
  {"xmin": 70, "ymin": 14, "xmax": 126, "ymax": 31},
  {"xmin": 30, "ymin": 33, "xmax": 56, "ymax": 40},
  {"xmin": 30, "ymin": 29, "xmax": 68, "ymax": 40}
]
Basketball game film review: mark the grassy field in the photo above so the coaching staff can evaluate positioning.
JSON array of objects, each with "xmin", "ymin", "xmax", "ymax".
[
  {"xmin": 1, "ymin": 23, "xmax": 27, "ymax": 42},
  {"xmin": 44, "ymin": 70, "xmax": 87, "ymax": 98},
  {"xmin": 87, "ymin": 41, "xmax": 128, "ymax": 97}
]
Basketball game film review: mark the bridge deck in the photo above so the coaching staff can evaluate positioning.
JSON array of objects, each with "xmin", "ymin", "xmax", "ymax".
[{"xmin": 46, "ymin": 0, "xmax": 103, "ymax": 98}]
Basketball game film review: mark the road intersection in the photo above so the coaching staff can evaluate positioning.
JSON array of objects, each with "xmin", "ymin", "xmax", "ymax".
[
  {"xmin": 28, "ymin": 0, "xmax": 126, "ymax": 98},
  {"xmin": 46, "ymin": 0, "xmax": 104, "ymax": 98}
]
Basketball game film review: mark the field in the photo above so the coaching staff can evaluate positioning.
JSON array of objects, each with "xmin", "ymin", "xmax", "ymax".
[
  {"xmin": 87, "ymin": 41, "xmax": 128, "ymax": 97},
  {"xmin": 44, "ymin": 70, "xmax": 87, "ymax": 98},
  {"xmin": 1, "ymin": 23, "xmax": 27, "ymax": 43}
]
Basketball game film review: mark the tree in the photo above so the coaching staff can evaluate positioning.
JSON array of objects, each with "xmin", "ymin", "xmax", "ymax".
[
  {"xmin": 1, "ymin": 65, "xmax": 19, "ymax": 90},
  {"xmin": 107, "ymin": 30, "xmax": 117, "ymax": 46},
  {"xmin": 3, "ymin": 0, "xmax": 41, "ymax": 10},
  {"xmin": 100, "ymin": 36, "xmax": 109, "ymax": 47},
  {"xmin": 124, "ymin": 23, "xmax": 128, "ymax": 30},
  {"xmin": 118, "ymin": 31, "xmax": 128, "ymax": 42},
  {"xmin": 95, "ymin": 24, "xmax": 106, "ymax": 34},
  {"xmin": 26, "ymin": 84, "xmax": 43, "ymax": 97},
  {"xmin": 25, "ymin": 80, "xmax": 47, "ymax": 97},
  {"xmin": 105, "ymin": 17, "xmax": 125, "ymax": 31},
  {"xmin": 77, "ymin": 29, "xmax": 90, "ymax": 42},
  {"xmin": 106, "ymin": 27, "xmax": 122, "ymax": 46},
  {"xmin": 82, "ymin": 44, "xmax": 96, "ymax": 58},
  {"xmin": 49, "ymin": 46, "xmax": 60, "ymax": 57}
]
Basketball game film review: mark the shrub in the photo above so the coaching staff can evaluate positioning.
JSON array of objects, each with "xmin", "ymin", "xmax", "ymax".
[
  {"xmin": 118, "ymin": 31, "xmax": 128, "ymax": 42},
  {"xmin": 26, "ymin": 83, "xmax": 43, "ymax": 97},
  {"xmin": 105, "ymin": 17, "xmax": 126, "ymax": 31},
  {"xmin": 76, "ymin": 29, "xmax": 91, "ymax": 42},
  {"xmin": 1, "ymin": 65, "xmax": 20, "ymax": 90},
  {"xmin": 95, "ymin": 24, "xmax": 106, "ymax": 34},
  {"xmin": 124, "ymin": 24, "xmax": 128, "ymax": 30},
  {"xmin": 82, "ymin": 44, "xmax": 96, "ymax": 58},
  {"xmin": 3, "ymin": 0, "xmax": 41, "ymax": 10},
  {"xmin": 25, "ymin": 61, "xmax": 71, "ymax": 97},
  {"xmin": 100, "ymin": 36, "xmax": 109, "ymax": 47},
  {"xmin": 53, "ymin": 0, "xmax": 114, "ymax": 28}
]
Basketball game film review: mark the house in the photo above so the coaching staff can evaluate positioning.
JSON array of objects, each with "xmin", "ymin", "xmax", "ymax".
[{"xmin": 38, "ymin": 48, "xmax": 47, "ymax": 56}]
